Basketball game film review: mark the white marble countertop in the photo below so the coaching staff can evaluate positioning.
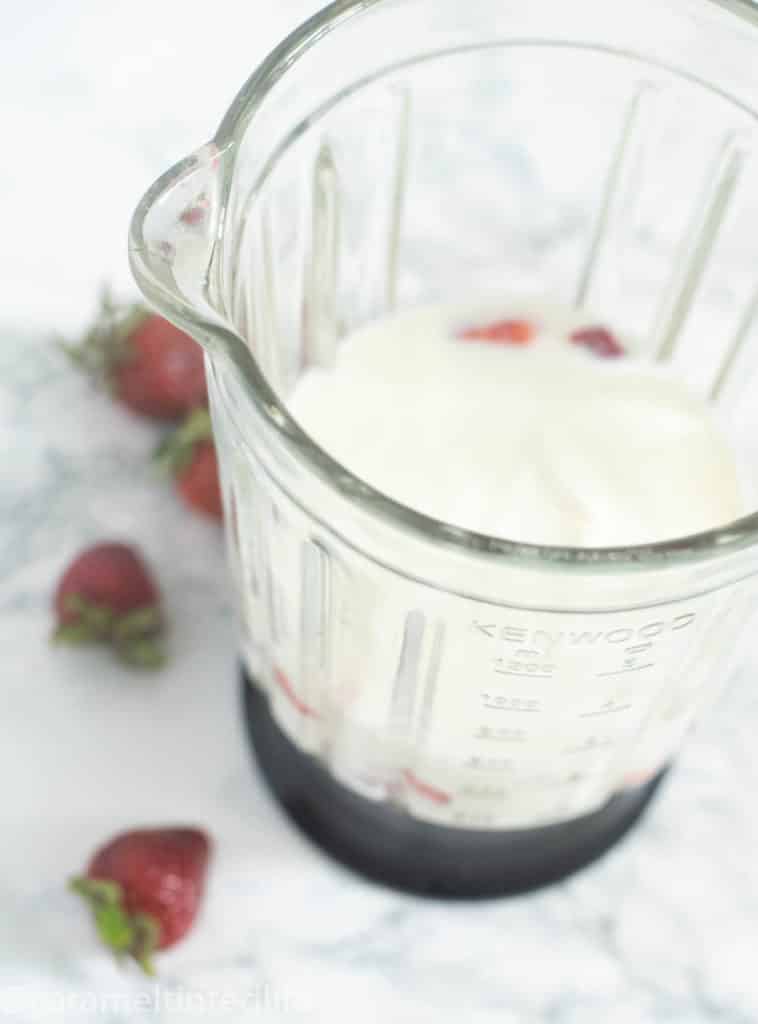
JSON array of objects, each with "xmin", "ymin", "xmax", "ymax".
[{"xmin": 3, "ymin": 2, "xmax": 758, "ymax": 1021}]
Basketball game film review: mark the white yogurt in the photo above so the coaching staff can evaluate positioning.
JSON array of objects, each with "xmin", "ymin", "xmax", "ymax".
[{"xmin": 289, "ymin": 302, "xmax": 745, "ymax": 547}]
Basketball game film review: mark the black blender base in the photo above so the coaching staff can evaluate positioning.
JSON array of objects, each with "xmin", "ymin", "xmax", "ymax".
[{"xmin": 241, "ymin": 672, "xmax": 666, "ymax": 899}]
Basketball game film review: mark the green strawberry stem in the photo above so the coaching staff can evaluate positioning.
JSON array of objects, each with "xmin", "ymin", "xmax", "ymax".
[
  {"xmin": 60, "ymin": 286, "xmax": 148, "ymax": 389},
  {"xmin": 69, "ymin": 877, "xmax": 159, "ymax": 976},
  {"xmin": 155, "ymin": 407, "xmax": 214, "ymax": 475}
]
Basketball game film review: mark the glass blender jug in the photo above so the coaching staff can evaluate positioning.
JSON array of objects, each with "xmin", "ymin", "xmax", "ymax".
[{"xmin": 130, "ymin": 0, "xmax": 758, "ymax": 897}]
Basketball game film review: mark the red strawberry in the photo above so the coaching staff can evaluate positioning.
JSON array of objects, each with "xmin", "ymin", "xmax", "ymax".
[
  {"xmin": 179, "ymin": 192, "xmax": 210, "ymax": 227},
  {"xmin": 156, "ymin": 409, "xmax": 223, "ymax": 521},
  {"xmin": 570, "ymin": 325, "xmax": 625, "ymax": 359},
  {"xmin": 53, "ymin": 543, "xmax": 166, "ymax": 669},
  {"xmin": 459, "ymin": 318, "xmax": 536, "ymax": 345},
  {"xmin": 177, "ymin": 441, "xmax": 223, "ymax": 520},
  {"xmin": 64, "ymin": 290, "xmax": 207, "ymax": 421},
  {"xmin": 70, "ymin": 827, "xmax": 211, "ymax": 974}
]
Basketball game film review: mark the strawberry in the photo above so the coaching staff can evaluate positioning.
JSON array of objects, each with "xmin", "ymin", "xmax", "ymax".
[
  {"xmin": 570, "ymin": 325, "xmax": 625, "ymax": 359},
  {"xmin": 156, "ymin": 408, "xmax": 223, "ymax": 521},
  {"xmin": 177, "ymin": 442, "xmax": 224, "ymax": 520},
  {"xmin": 53, "ymin": 543, "xmax": 166, "ymax": 669},
  {"xmin": 70, "ymin": 827, "xmax": 211, "ymax": 975},
  {"xmin": 64, "ymin": 289, "xmax": 207, "ymax": 421},
  {"xmin": 179, "ymin": 192, "xmax": 210, "ymax": 227},
  {"xmin": 458, "ymin": 318, "xmax": 536, "ymax": 345}
]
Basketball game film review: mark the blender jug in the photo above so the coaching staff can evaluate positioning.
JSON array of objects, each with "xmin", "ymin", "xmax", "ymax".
[{"xmin": 130, "ymin": 0, "xmax": 758, "ymax": 896}]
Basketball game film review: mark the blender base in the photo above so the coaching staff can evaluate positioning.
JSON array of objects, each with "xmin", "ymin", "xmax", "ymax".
[{"xmin": 241, "ymin": 672, "xmax": 666, "ymax": 898}]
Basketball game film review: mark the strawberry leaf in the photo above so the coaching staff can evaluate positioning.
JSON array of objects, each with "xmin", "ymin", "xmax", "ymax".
[
  {"xmin": 112, "ymin": 605, "xmax": 166, "ymax": 670},
  {"xmin": 62, "ymin": 594, "xmax": 116, "ymax": 633},
  {"xmin": 69, "ymin": 877, "xmax": 160, "ymax": 975},
  {"xmin": 53, "ymin": 621, "xmax": 104, "ymax": 646},
  {"xmin": 94, "ymin": 903, "xmax": 136, "ymax": 955},
  {"xmin": 115, "ymin": 635, "xmax": 166, "ymax": 670},
  {"xmin": 132, "ymin": 914, "xmax": 160, "ymax": 976},
  {"xmin": 111, "ymin": 606, "xmax": 163, "ymax": 642},
  {"xmin": 55, "ymin": 596, "xmax": 165, "ymax": 670},
  {"xmin": 155, "ymin": 407, "xmax": 214, "ymax": 476},
  {"xmin": 70, "ymin": 877, "xmax": 135, "ymax": 954},
  {"xmin": 60, "ymin": 287, "xmax": 148, "ymax": 389}
]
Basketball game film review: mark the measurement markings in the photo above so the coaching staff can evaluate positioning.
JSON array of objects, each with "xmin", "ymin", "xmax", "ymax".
[
  {"xmin": 596, "ymin": 664, "xmax": 654, "ymax": 678},
  {"xmin": 483, "ymin": 705, "xmax": 542, "ymax": 713},
  {"xmin": 495, "ymin": 670, "xmax": 554, "ymax": 680},
  {"xmin": 580, "ymin": 704, "xmax": 633, "ymax": 718}
]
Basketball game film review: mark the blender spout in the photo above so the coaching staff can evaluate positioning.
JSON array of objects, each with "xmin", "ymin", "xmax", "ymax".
[{"xmin": 129, "ymin": 140, "xmax": 247, "ymax": 371}]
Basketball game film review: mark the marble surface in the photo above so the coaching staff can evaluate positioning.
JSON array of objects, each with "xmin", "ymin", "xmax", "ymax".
[{"xmin": 3, "ymin": 2, "xmax": 758, "ymax": 1021}]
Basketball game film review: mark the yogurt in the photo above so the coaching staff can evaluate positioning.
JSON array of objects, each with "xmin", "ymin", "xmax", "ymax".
[{"xmin": 289, "ymin": 302, "xmax": 745, "ymax": 548}]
